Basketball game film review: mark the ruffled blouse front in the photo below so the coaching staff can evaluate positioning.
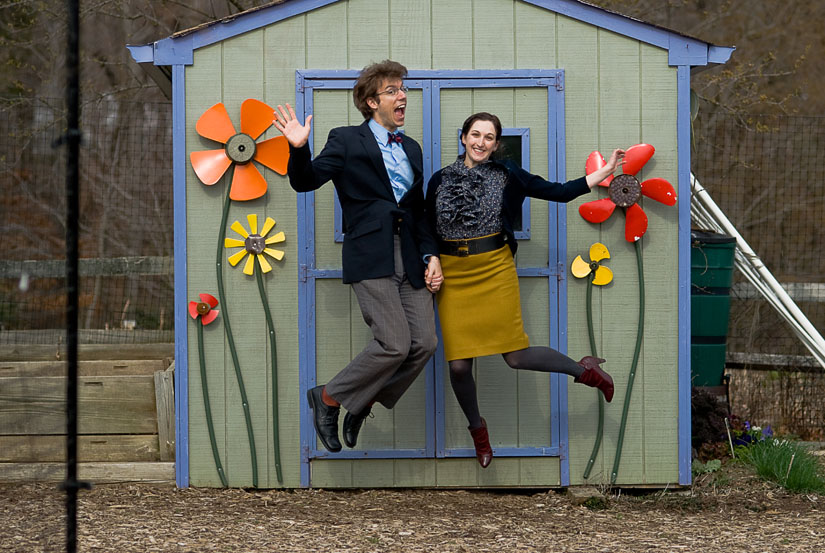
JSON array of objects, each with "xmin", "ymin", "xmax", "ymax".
[{"xmin": 434, "ymin": 156, "xmax": 509, "ymax": 240}]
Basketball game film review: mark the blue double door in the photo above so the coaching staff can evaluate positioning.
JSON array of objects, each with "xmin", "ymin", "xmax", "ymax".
[{"xmin": 296, "ymin": 70, "xmax": 572, "ymax": 484}]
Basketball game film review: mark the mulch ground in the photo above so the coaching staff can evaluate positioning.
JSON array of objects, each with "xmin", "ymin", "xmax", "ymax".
[{"xmin": 2, "ymin": 463, "xmax": 823, "ymax": 552}]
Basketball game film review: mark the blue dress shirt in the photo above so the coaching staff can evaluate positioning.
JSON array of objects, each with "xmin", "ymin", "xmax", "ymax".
[{"xmin": 368, "ymin": 118, "xmax": 414, "ymax": 204}]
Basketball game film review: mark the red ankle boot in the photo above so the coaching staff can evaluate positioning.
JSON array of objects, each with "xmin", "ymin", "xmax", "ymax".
[
  {"xmin": 575, "ymin": 356, "xmax": 614, "ymax": 402},
  {"xmin": 469, "ymin": 418, "xmax": 493, "ymax": 468}
]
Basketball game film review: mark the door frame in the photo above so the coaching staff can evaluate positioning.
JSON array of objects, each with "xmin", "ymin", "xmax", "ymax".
[{"xmin": 295, "ymin": 69, "xmax": 572, "ymax": 487}]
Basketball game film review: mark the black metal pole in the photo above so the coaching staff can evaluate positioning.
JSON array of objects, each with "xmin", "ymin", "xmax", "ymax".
[{"xmin": 62, "ymin": 1, "xmax": 90, "ymax": 551}]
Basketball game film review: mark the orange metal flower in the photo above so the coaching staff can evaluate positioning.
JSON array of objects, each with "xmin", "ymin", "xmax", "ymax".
[
  {"xmin": 578, "ymin": 144, "xmax": 677, "ymax": 242},
  {"xmin": 190, "ymin": 99, "xmax": 289, "ymax": 201},
  {"xmin": 189, "ymin": 293, "xmax": 219, "ymax": 325}
]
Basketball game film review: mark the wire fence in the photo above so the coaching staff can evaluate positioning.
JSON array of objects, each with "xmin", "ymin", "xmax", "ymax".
[
  {"xmin": 0, "ymin": 98, "xmax": 174, "ymax": 345},
  {"xmin": 1, "ymin": 101, "xmax": 823, "ymax": 360},
  {"xmin": 692, "ymin": 113, "xmax": 825, "ymax": 369}
]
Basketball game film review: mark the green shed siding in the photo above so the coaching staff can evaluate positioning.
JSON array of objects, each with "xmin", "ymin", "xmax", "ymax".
[{"xmin": 183, "ymin": 0, "xmax": 681, "ymax": 488}]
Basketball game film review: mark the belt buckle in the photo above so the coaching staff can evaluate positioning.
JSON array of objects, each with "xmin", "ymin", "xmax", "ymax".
[{"xmin": 456, "ymin": 241, "xmax": 470, "ymax": 257}]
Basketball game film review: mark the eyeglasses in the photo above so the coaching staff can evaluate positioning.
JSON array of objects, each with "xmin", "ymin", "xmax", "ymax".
[{"xmin": 375, "ymin": 85, "xmax": 409, "ymax": 97}]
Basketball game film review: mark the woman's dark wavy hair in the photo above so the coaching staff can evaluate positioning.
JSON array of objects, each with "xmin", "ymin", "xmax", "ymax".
[{"xmin": 353, "ymin": 60, "xmax": 408, "ymax": 119}]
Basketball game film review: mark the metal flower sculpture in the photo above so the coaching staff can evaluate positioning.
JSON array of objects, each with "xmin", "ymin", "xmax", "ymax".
[
  {"xmin": 577, "ymin": 144, "xmax": 678, "ymax": 483},
  {"xmin": 189, "ymin": 292, "xmax": 228, "ymax": 487},
  {"xmin": 579, "ymin": 144, "xmax": 677, "ymax": 242},
  {"xmin": 190, "ymin": 99, "xmax": 289, "ymax": 201},
  {"xmin": 571, "ymin": 243, "xmax": 613, "ymax": 480},
  {"xmin": 224, "ymin": 212, "xmax": 286, "ymax": 484},
  {"xmin": 225, "ymin": 214, "xmax": 286, "ymax": 275},
  {"xmin": 191, "ymin": 99, "xmax": 290, "ymax": 488},
  {"xmin": 189, "ymin": 293, "xmax": 220, "ymax": 325},
  {"xmin": 572, "ymin": 242, "xmax": 613, "ymax": 286}
]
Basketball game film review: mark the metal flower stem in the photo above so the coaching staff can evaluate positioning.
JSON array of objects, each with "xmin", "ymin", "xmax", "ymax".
[
  {"xmin": 611, "ymin": 238, "xmax": 646, "ymax": 484},
  {"xmin": 255, "ymin": 268, "xmax": 283, "ymax": 484},
  {"xmin": 583, "ymin": 273, "xmax": 606, "ymax": 480},
  {"xmin": 216, "ymin": 186, "xmax": 259, "ymax": 487},
  {"xmin": 197, "ymin": 323, "xmax": 229, "ymax": 487}
]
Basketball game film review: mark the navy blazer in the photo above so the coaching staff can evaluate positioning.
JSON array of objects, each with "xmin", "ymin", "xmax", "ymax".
[
  {"xmin": 426, "ymin": 159, "xmax": 591, "ymax": 256},
  {"xmin": 287, "ymin": 120, "xmax": 438, "ymax": 287}
]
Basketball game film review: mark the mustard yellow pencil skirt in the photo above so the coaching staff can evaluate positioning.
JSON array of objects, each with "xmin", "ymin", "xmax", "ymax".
[{"xmin": 437, "ymin": 244, "xmax": 529, "ymax": 361}]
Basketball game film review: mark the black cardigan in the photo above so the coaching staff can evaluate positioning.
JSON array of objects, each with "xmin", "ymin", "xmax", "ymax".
[{"xmin": 425, "ymin": 159, "xmax": 592, "ymax": 255}]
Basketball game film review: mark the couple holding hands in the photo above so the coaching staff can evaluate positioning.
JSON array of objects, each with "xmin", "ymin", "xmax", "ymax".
[{"xmin": 273, "ymin": 60, "xmax": 622, "ymax": 468}]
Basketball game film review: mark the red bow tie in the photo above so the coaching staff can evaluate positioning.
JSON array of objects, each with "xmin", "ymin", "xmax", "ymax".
[{"xmin": 387, "ymin": 132, "xmax": 403, "ymax": 145}]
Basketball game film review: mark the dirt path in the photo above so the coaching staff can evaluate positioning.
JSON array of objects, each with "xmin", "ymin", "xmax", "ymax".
[{"xmin": 2, "ymin": 467, "xmax": 823, "ymax": 552}]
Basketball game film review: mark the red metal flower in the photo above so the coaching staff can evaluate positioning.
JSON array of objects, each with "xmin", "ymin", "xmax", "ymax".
[
  {"xmin": 578, "ymin": 144, "xmax": 677, "ymax": 242},
  {"xmin": 190, "ymin": 99, "xmax": 289, "ymax": 201},
  {"xmin": 188, "ymin": 293, "xmax": 219, "ymax": 325}
]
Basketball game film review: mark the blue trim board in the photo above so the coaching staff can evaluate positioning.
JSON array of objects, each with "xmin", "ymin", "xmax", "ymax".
[
  {"xmin": 677, "ymin": 65, "xmax": 693, "ymax": 486},
  {"xmin": 171, "ymin": 64, "xmax": 189, "ymax": 488}
]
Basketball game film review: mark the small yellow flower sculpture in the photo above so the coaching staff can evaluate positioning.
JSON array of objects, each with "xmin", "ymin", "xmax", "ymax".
[
  {"xmin": 225, "ymin": 214, "xmax": 286, "ymax": 275},
  {"xmin": 571, "ymin": 242, "xmax": 613, "ymax": 285}
]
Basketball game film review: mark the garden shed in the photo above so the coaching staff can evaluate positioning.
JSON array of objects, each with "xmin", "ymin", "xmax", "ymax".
[{"xmin": 128, "ymin": 0, "xmax": 733, "ymax": 489}]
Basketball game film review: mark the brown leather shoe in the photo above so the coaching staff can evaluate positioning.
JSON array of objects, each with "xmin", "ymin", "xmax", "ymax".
[
  {"xmin": 469, "ymin": 418, "xmax": 493, "ymax": 468},
  {"xmin": 574, "ymin": 356, "xmax": 614, "ymax": 402}
]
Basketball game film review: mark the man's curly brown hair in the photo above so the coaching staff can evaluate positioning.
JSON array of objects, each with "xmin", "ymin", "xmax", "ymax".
[{"xmin": 353, "ymin": 60, "xmax": 408, "ymax": 119}]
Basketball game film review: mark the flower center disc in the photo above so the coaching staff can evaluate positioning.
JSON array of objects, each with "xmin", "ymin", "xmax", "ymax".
[
  {"xmin": 196, "ymin": 302, "xmax": 211, "ymax": 315},
  {"xmin": 245, "ymin": 234, "xmax": 266, "ymax": 255},
  {"xmin": 608, "ymin": 174, "xmax": 642, "ymax": 207},
  {"xmin": 225, "ymin": 133, "xmax": 256, "ymax": 164}
]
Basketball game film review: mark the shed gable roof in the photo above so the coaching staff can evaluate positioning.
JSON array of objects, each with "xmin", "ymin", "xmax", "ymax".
[{"xmin": 128, "ymin": 0, "xmax": 733, "ymax": 69}]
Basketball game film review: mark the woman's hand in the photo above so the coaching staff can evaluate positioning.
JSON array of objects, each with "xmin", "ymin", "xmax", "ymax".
[
  {"xmin": 604, "ymin": 148, "xmax": 625, "ymax": 173},
  {"xmin": 585, "ymin": 148, "xmax": 625, "ymax": 189},
  {"xmin": 425, "ymin": 256, "xmax": 443, "ymax": 293},
  {"xmin": 273, "ymin": 103, "xmax": 312, "ymax": 148}
]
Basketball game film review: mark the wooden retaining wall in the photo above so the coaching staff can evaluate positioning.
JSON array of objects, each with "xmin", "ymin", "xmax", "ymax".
[{"xmin": 0, "ymin": 343, "xmax": 175, "ymax": 483}]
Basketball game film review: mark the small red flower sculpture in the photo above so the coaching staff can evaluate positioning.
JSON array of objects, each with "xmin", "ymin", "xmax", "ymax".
[
  {"xmin": 189, "ymin": 293, "xmax": 219, "ymax": 325},
  {"xmin": 190, "ymin": 99, "xmax": 289, "ymax": 201},
  {"xmin": 578, "ymin": 144, "xmax": 677, "ymax": 242}
]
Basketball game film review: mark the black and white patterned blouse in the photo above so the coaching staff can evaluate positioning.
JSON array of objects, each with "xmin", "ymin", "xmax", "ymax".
[{"xmin": 434, "ymin": 156, "xmax": 509, "ymax": 240}]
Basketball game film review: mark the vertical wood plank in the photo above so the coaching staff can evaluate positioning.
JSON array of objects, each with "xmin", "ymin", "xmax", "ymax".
[
  {"xmin": 306, "ymin": 2, "xmax": 348, "ymax": 69},
  {"xmin": 390, "ymin": 0, "xmax": 432, "ymax": 68},
  {"xmin": 473, "ymin": 0, "xmax": 515, "ymax": 69},
  {"xmin": 639, "ymin": 43, "xmax": 680, "ymax": 484},
  {"xmin": 432, "ymin": 0, "xmax": 474, "ymax": 69},
  {"xmin": 348, "ymin": 0, "xmax": 389, "ymax": 69},
  {"xmin": 186, "ymin": 43, "xmax": 228, "ymax": 488},
  {"xmin": 515, "ymin": 2, "xmax": 557, "ymax": 69}
]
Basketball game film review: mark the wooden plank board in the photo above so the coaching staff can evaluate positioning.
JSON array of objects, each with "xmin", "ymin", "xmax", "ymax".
[
  {"xmin": 0, "ymin": 376, "xmax": 157, "ymax": 435},
  {"xmin": 186, "ymin": 43, "xmax": 228, "ymax": 490},
  {"xmin": 432, "ymin": 0, "xmax": 473, "ymax": 69},
  {"xmin": 515, "ymin": 3, "xmax": 557, "ymax": 69},
  {"xmin": 473, "ymin": 0, "xmax": 515, "ymax": 69},
  {"xmin": 0, "ymin": 359, "xmax": 170, "ymax": 377},
  {"xmin": 348, "ymin": 0, "xmax": 389, "ymax": 68},
  {"xmin": 0, "ymin": 435, "xmax": 160, "ymax": 463},
  {"xmin": 0, "ymin": 343, "xmax": 173, "ymax": 362},
  {"xmin": 639, "ymin": 42, "xmax": 680, "ymax": 484},
  {"xmin": 390, "ymin": 0, "xmax": 433, "ymax": 69},
  {"xmin": 0, "ymin": 462, "xmax": 174, "ymax": 484}
]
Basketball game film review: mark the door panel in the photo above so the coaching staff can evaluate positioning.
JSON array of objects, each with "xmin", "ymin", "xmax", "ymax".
[{"xmin": 297, "ymin": 70, "xmax": 569, "ymax": 486}]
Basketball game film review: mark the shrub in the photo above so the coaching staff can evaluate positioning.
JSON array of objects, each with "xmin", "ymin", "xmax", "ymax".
[{"xmin": 738, "ymin": 439, "xmax": 825, "ymax": 493}]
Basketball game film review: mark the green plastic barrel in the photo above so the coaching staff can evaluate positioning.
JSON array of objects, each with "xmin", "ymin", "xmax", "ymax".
[{"xmin": 690, "ymin": 230, "xmax": 736, "ymax": 386}]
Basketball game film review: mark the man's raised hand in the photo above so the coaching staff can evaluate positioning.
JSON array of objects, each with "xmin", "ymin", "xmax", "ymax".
[{"xmin": 273, "ymin": 103, "xmax": 312, "ymax": 148}]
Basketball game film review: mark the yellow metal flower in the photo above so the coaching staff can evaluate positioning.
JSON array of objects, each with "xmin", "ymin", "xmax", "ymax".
[
  {"xmin": 225, "ymin": 214, "xmax": 286, "ymax": 275},
  {"xmin": 571, "ymin": 242, "xmax": 613, "ymax": 285}
]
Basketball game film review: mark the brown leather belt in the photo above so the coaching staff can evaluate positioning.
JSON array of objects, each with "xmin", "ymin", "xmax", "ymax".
[{"xmin": 439, "ymin": 233, "xmax": 507, "ymax": 257}]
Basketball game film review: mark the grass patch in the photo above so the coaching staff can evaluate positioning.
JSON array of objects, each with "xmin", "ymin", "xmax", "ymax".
[{"xmin": 738, "ymin": 439, "xmax": 825, "ymax": 493}]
